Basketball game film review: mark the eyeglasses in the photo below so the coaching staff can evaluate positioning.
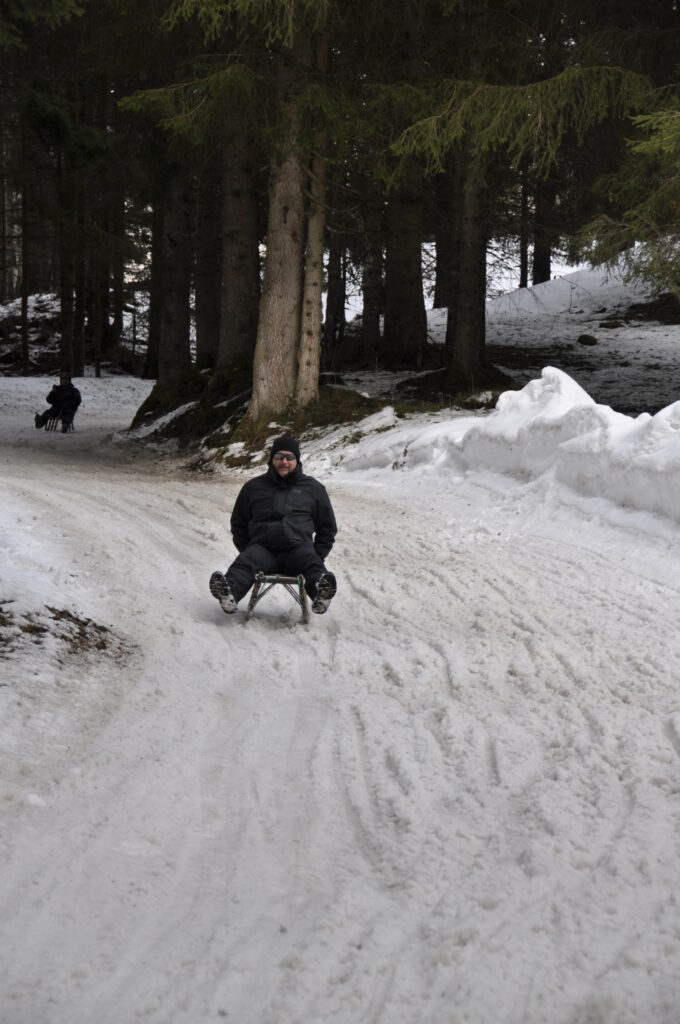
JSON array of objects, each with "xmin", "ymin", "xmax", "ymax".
[{"xmin": 273, "ymin": 453, "xmax": 297, "ymax": 462}]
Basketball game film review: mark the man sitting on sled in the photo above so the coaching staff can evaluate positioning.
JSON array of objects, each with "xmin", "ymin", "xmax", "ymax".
[
  {"xmin": 209, "ymin": 434, "xmax": 337, "ymax": 616},
  {"xmin": 34, "ymin": 372, "xmax": 82, "ymax": 432}
]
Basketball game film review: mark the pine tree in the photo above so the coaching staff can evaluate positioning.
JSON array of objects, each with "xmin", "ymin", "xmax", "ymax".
[
  {"xmin": 248, "ymin": 33, "xmax": 310, "ymax": 419},
  {"xmin": 147, "ymin": 0, "xmax": 338, "ymax": 415},
  {"xmin": 295, "ymin": 33, "xmax": 330, "ymax": 406},
  {"xmin": 395, "ymin": 0, "xmax": 654, "ymax": 384},
  {"xmin": 578, "ymin": 2, "xmax": 680, "ymax": 294},
  {"xmin": 0, "ymin": 0, "xmax": 81, "ymax": 51}
]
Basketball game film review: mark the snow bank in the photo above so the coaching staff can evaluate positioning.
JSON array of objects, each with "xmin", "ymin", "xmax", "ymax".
[
  {"xmin": 457, "ymin": 368, "xmax": 621, "ymax": 475},
  {"xmin": 486, "ymin": 263, "xmax": 652, "ymax": 320},
  {"xmin": 557, "ymin": 399, "xmax": 680, "ymax": 522},
  {"xmin": 329, "ymin": 367, "xmax": 680, "ymax": 524}
]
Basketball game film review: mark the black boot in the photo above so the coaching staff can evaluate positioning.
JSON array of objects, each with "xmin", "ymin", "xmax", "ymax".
[
  {"xmin": 311, "ymin": 572, "xmax": 336, "ymax": 614},
  {"xmin": 209, "ymin": 571, "xmax": 238, "ymax": 614}
]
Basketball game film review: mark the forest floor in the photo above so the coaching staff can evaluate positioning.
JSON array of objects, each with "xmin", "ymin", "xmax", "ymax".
[{"xmin": 2, "ymin": 265, "xmax": 679, "ymax": 418}]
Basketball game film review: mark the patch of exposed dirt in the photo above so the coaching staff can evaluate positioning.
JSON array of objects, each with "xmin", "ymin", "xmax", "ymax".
[{"xmin": 0, "ymin": 601, "xmax": 134, "ymax": 664}]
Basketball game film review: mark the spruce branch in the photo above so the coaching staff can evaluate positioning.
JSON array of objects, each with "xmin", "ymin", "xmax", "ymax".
[{"xmin": 395, "ymin": 66, "xmax": 652, "ymax": 177}]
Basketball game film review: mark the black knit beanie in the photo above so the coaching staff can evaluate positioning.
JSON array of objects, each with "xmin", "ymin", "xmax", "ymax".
[{"xmin": 270, "ymin": 434, "xmax": 301, "ymax": 462}]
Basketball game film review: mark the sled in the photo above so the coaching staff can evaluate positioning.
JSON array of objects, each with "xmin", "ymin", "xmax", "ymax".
[
  {"xmin": 45, "ymin": 414, "xmax": 74, "ymax": 432},
  {"xmin": 245, "ymin": 571, "xmax": 309, "ymax": 624}
]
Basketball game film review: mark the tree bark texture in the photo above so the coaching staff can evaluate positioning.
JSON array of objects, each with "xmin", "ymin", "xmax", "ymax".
[
  {"xmin": 20, "ymin": 126, "xmax": 30, "ymax": 374},
  {"xmin": 73, "ymin": 253, "xmax": 85, "ymax": 377},
  {"xmin": 59, "ymin": 248, "xmax": 75, "ymax": 373},
  {"xmin": 0, "ymin": 70, "xmax": 16, "ymax": 302},
  {"xmin": 323, "ymin": 234, "xmax": 345, "ymax": 363},
  {"xmin": 381, "ymin": 159, "xmax": 426, "ymax": 369},
  {"xmin": 195, "ymin": 146, "xmax": 223, "ymax": 371},
  {"xmin": 157, "ymin": 170, "xmax": 194, "ymax": 386},
  {"xmin": 195, "ymin": 146, "xmax": 222, "ymax": 370},
  {"xmin": 144, "ymin": 195, "xmax": 164, "ymax": 379},
  {"xmin": 86, "ymin": 220, "xmax": 111, "ymax": 379},
  {"xmin": 111, "ymin": 194, "xmax": 125, "ymax": 342},
  {"xmin": 519, "ymin": 169, "xmax": 529, "ymax": 288},
  {"xmin": 296, "ymin": 34, "xmax": 330, "ymax": 407},
  {"xmin": 360, "ymin": 196, "xmax": 383, "ymax": 363},
  {"xmin": 295, "ymin": 142, "xmax": 327, "ymax": 405},
  {"xmin": 434, "ymin": 221, "xmax": 453, "ymax": 309},
  {"xmin": 532, "ymin": 180, "xmax": 557, "ymax": 285},
  {"xmin": 2, "ymin": 72, "xmax": 23, "ymax": 301},
  {"xmin": 445, "ymin": 151, "xmax": 487, "ymax": 387},
  {"xmin": 248, "ymin": 43, "xmax": 309, "ymax": 420},
  {"xmin": 433, "ymin": 169, "xmax": 453, "ymax": 309},
  {"xmin": 218, "ymin": 130, "xmax": 260, "ymax": 370},
  {"xmin": 91, "ymin": 249, "xmax": 103, "ymax": 378}
]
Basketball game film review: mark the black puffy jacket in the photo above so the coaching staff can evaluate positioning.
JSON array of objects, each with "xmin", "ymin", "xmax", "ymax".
[
  {"xmin": 230, "ymin": 462, "xmax": 337, "ymax": 558},
  {"xmin": 47, "ymin": 383, "xmax": 81, "ymax": 416}
]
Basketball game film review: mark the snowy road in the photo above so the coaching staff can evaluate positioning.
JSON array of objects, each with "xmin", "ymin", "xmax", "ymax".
[{"xmin": 2, "ymin": 378, "xmax": 680, "ymax": 1024}]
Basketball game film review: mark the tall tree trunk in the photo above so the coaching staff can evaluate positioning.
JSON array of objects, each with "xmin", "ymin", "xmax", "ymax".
[
  {"xmin": 519, "ymin": 169, "xmax": 529, "ymax": 288},
  {"xmin": 59, "ymin": 249, "xmax": 75, "ymax": 372},
  {"xmin": 88, "ymin": 79, "xmax": 111, "ymax": 376},
  {"xmin": 144, "ymin": 192, "xmax": 165, "ymax": 379},
  {"xmin": 0, "ymin": 81, "xmax": 8, "ymax": 304},
  {"xmin": 445, "ymin": 148, "xmax": 487, "ymax": 387},
  {"xmin": 109, "ymin": 90, "xmax": 125, "ymax": 344},
  {"xmin": 433, "ymin": 169, "xmax": 453, "ymax": 308},
  {"xmin": 195, "ymin": 145, "xmax": 222, "ymax": 371},
  {"xmin": 70, "ymin": 86, "xmax": 86, "ymax": 377},
  {"xmin": 28, "ymin": 137, "xmax": 54, "ymax": 294},
  {"xmin": 157, "ymin": 168, "xmax": 194, "ymax": 386},
  {"xmin": 56, "ymin": 141, "xmax": 76, "ymax": 372},
  {"xmin": 296, "ymin": 36, "xmax": 330, "ymax": 407},
  {"xmin": 295, "ymin": 143, "xmax": 326, "ymax": 404},
  {"xmin": 381, "ymin": 158, "xmax": 426, "ymax": 369},
  {"xmin": 88, "ymin": 226, "xmax": 110, "ymax": 378},
  {"xmin": 111, "ymin": 194, "xmax": 125, "ymax": 342},
  {"xmin": 20, "ymin": 121, "xmax": 31, "ymax": 374},
  {"xmin": 532, "ymin": 181, "xmax": 557, "ymax": 285},
  {"xmin": 73, "ymin": 249, "xmax": 85, "ymax": 376},
  {"xmin": 20, "ymin": 228, "xmax": 29, "ymax": 373},
  {"xmin": 323, "ymin": 233, "xmax": 344, "ymax": 362},
  {"xmin": 217, "ymin": 130, "xmax": 260, "ymax": 370},
  {"xmin": 248, "ymin": 41, "xmax": 309, "ymax": 421},
  {"xmin": 434, "ymin": 222, "xmax": 452, "ymax": 309},
  {"xmin": 1, "ymin": 68, "xmax": 21, "ymax": 301},
  {"xmin": 91, "ymin": 250, "xmax": 104, "ymax": 378},
  {"xmin": 360, "ymin": 194, "xmax": 383, "ymax": 363}
]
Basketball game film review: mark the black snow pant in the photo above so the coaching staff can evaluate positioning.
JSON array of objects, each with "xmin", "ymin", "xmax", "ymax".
[
  {"xmin": 225, "ymin": 542, "xmax": 330, "ymax": 602},
  {"xmin": 36, "ymin": 406, "xmax": 75, "ymax": 428}
]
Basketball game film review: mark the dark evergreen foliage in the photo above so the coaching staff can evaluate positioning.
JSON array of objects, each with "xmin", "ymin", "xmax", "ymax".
[{"xmin": 2, "ymin": 0, "xmax": 679, "ymax": 423}]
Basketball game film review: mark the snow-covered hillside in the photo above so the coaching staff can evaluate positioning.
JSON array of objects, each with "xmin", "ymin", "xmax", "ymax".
[
  {"xmin": 2, "ymin": 271, "xmax": 680, "ymax": 1024},
  {"xmin": 485, "ymin": 266, "xmax": 680, "ymax": 414}
]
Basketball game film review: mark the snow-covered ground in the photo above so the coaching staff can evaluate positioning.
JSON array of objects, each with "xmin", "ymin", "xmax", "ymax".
[
  {"xmin": 2, "ymin": 271, "xmax": 680, "ymax": 1024},
  {"xmin": 485, "ymin": 266, "xmax": 680, "ymax": 414},
  {"xmin": 340, "ymin": 265, "xmax": 680, "ymax": 416}
]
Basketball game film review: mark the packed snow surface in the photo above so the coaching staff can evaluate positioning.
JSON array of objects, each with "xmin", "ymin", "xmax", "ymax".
[{"xmin": 2, "ymin": 277, "xmax": 680, "ymax": 1023}]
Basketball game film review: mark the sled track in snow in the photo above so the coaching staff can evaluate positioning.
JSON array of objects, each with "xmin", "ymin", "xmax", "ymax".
[{"xmin": 3, "ymin": 453, "xmax": 680, "ymax": 1023}]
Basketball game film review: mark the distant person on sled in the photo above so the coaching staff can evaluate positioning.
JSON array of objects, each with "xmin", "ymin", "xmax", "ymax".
[
  {"xmin": 34, "ymin": 372, "xmax": 82, "ymax": 432},
  {"xmin": 209, "ymin": 434, "xmax": 337, "ymax": 616}
]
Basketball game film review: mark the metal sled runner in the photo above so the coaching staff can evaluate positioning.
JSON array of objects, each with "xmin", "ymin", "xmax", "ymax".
[
  {"xmin": 245, "ymin": 571, "xmax": 310, "ymax": 624},
  {"xmin": 45, "ymin": 414, "xmax": 74, "ymax": 432}
]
